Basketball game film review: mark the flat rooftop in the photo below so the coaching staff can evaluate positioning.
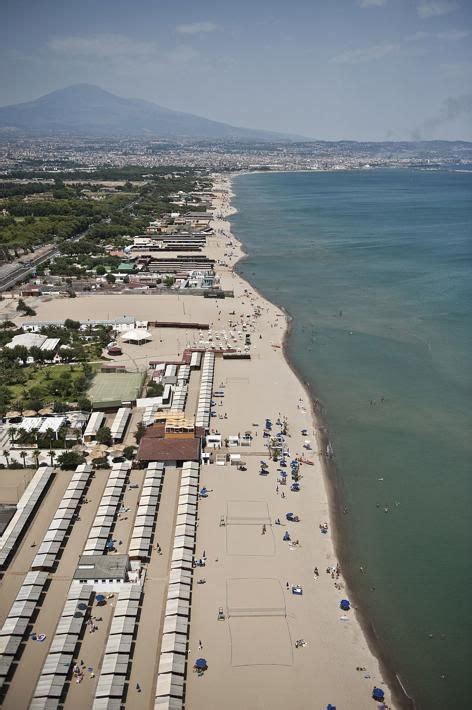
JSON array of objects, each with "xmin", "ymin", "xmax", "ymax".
[{"xmin": 74, "ymin": 554, "xmax": 130, "ymax": 581}]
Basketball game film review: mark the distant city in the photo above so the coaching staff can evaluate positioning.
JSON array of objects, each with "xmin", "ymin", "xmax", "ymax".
[{"xmin": 1, "ymin": 136, "xmax": 471, "ymax": 175}]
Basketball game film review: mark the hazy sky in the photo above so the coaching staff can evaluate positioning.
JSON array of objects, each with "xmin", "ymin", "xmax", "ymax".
[{"xmin": 2, "ymin": 0, "xmax": 471, "ymax": 140}]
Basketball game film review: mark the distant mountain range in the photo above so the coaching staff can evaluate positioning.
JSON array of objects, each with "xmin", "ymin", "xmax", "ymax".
[{"xmin": 0, "ymin": 84, "xmax": 301, "ymax": 141}]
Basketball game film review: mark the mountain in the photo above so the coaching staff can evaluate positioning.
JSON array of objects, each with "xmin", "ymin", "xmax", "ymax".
[{"xmin": 0, "ymin": 84, "xmax": 299, "ymax": 141}]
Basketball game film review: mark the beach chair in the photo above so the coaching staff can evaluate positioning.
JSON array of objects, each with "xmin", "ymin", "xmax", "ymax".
[
  {"xmin": 217, "ymin": 607, "xmax": 225, "ymax": 621},
  {"xmin": 219, "ymin": 515, "xmax": 225, "ymax": 527}
]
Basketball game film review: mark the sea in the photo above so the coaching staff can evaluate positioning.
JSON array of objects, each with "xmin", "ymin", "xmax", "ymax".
[{"xmin": 230, "ymin": 168, "xmax": 472, "ymax": 710}]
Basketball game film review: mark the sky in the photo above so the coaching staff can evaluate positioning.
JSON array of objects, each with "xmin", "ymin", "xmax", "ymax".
[{"xmin": 1, "ymin": 0, "xmax": 471, "ymax": 140}]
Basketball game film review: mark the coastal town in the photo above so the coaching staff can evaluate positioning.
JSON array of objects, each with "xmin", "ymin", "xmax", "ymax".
[{"xmin": 0, "ymin": 172, "xmax": 395, "ymax": 709}]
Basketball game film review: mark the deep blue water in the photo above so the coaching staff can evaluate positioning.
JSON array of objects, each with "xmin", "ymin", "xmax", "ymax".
[{"xmin": 231, "ymin": 169, "xmax": 472, "ymax": 710}]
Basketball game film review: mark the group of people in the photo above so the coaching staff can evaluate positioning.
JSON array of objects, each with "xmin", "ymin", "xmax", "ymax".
[{"xmin": 72, "ymin": 660, "xmax": 94, "ymax": 683}]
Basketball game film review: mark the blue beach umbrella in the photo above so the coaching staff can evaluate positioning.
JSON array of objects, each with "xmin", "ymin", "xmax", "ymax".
[
  {"xmin": 340, "ymin": 599, "xmax": 350, "ymax": 611},
  {"xmin": 95, "ymin": 594, "xmax": 106, "ymax": 604},
  {"xmin": 372, "ymin": 687, "xmax": 385, "ymax": 702},
  {"xmin": 195, "ymin": 658, "xmax": 208, "ymax": 669}
]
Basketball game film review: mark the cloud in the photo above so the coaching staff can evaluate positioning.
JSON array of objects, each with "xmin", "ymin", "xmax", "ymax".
[
  {"xmin": 406, "ymin": 29, "xmax": 469, "ymax": 41},
  {"xmin": 412, "ymin": 93, "xmax": 472, "ymax": 138},
  {"xmin": 176, "ymin": 21, "xmax": 217, "ymax": 35},
  {"xmin": 48, "ymin": 33, "xmax": 156, "ymax": 60},
  {"xmin": 416, "ymin": 1, "xmax": 459, "ymax": 19},
  {"xmin": 331, "ymin": 43, "xmax": 397, "ymax": 64},
  {"xmin": 359, "ymin": 0, "xmax": 387, "ymax": 7}
]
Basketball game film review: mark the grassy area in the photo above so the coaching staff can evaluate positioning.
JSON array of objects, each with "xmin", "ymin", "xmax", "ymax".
[{"xmin": 8, "ymin": 363, "xmax": 99, "ymax": 406}]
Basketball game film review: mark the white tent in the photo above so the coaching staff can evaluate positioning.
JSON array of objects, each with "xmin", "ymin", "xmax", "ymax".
[{"xmin": 122, "ymin": 329, "xmax": 152, "ymax": 344}]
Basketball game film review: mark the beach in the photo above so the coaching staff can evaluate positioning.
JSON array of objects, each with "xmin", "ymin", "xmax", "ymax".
[{"xmin": 0, "ymin": 175, "xmax": 397, "ymax": 709}]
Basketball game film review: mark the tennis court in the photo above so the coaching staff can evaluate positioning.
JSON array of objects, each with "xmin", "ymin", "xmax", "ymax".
[{"xmin": 88, "ymin": 371, "xmax": 144, "ymax": 408}]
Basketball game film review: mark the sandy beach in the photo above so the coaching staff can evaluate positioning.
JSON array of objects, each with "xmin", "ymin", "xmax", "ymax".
[{"xmin": 0, "ymin": 175, "xmax": 396, "ymax": 709}]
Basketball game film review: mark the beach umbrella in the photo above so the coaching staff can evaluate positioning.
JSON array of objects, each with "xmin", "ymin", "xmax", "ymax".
[
  {"xmin": 372, "ymin": 688, "xmax": 385, "ymax": 702},
  {"xmin": 95, "ymin": 594, "xmax": 106, "ymax": 604},
  {"xmin": 77, "ymin": 602, "xmax": 88, "ymax": 611},
  {"xmin": 194, "ymin": 658, "xmax": 208, "ymax": 670},
  {"xmin": 340, "ymin": 599, "xmax": 350, "ymax": 611},
  {"xmin": 39, "ymin": 407, "xmax": 54, "ymax": 415}
]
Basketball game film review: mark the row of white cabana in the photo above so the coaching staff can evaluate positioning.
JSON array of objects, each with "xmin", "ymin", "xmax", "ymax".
[
  {"xmin": 154, "ymin": 460, "xmax": 200, "ymax": 710},
  {"xmin": 0, "ymin": 570, "xmax": 48, "ymax": 691},
  {"xmin": 128, "ymin": 462, "xmax": 164, "ymax": 559},
  {"xmin": 0, "ymin": 467, "xmax": 54, "ymax": 568},
  {"xmin": 31, "ymin": 584, "xmax": 94, "ymax": 707},
  {"xmin": 195, "ymin": 351, "xmax": 215, "ymax": 430},
  {"xmin": 177, "ymin": 364, "xmax": 190, "ymax": 382},
  {"xmin": 32, "ymin": 464, "xmax": 93, "ymax": 570},
  {"xmin": 171, "ymin": 383, "xmax": 188, "ymax": 411},
  {"xmin": 91, "ymin": 584, "xmax": 142, "ymax": 708},
  {"xmin": 83, "ymin": 462, "xmax": 131, "ymax": 556}
]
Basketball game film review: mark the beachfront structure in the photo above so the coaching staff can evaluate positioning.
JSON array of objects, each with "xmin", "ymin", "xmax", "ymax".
[
  {"xmin": 195, "ymin": 351, "xmax": 215, "ymax": 431},
  {"xmin": 22, "ymin": 316, "xmax": 135, "ymax": 332},
  {"xmin": 11, "ymin": 415, "xmax": 66, "ymax": 439},
  {"xmin": 83, "ymin": 412, "xmax": 105, "ymax": 442},
  {"xmin": 122, "ymin": 328, "xmax": 152, "ymax": 344},
  {"xmin": 0, "ymin": 571, "xmax": 49, "ymax": 687},
  {"xmin": 147, "ymin": 255, "xmax": 215, "ymax": 274},
  {"xmin": 137, "ymin": 421, "xmax": 203, "ymax": 466},
  {"xmin": 129, "ymin": 462, "xmax": 164, "ymax": 560},
  {"xmin": 0, "ymin": 468, "xmax": 54, "ymax": 568},
  {"xmin": 32, "ymin": 465, "xmax": 93, "ymax": 570},
  {"xmin": 5, "ymin": 333, "xmax": 60, "ymax": 355},
  {"xmin": 190, "ymin": 351, "xmax": 202, "ymax": 369},
  {"xmin": 73, "ymin": 555, "xmax": 130, "ymax": 586},
  {"xmin": 83, "ymin": 411, "xmax": 105, "ymax": 442},
  {"xmin": 110, "ymin": 407, "xmax": 131, "ymax": 443}
]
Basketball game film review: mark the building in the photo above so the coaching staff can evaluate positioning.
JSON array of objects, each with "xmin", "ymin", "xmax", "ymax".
[
  {"xmin": 73, "ymin": 554, "xmax": 130, "ymax": 586},
  {"xmin": 83, "ymin": 412, "xmax": 105, "ymax": 442},
  {"xmin": 137, "ymin": 420, "xmax": 203, "ymax": 466},
  {"xmin": 5, "ymin": 333, "xmax": 60, "ymax": 354}
]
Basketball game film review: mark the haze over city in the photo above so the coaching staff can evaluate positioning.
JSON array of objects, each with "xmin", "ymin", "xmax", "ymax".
[{"xmin": 2, "ymin": 0, "xmax": 471, "ymax": 141}]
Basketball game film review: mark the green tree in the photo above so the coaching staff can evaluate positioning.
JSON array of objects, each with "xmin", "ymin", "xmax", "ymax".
[
  {"xmin": 77, "ymin": 397, "xmax": 92, "ymax": 411},
  {"xmin": 29, "ymin": 346, "xmax": 46, "ymax": 364},
  {"xmin": 12, "ymin": 344, "xmax": 28, "ymax": 365},
  {"xmin": 105, "ymin": 272, "xmax": 116, "ymax": 284},
  {"xmin": 134, "ymin": 421, "xmax": 146, "ymax": 443},
  {"xmin": 3, "ymin": 449, "xmax": 10, "ymax": 468},
  {"xmin": 123, "ymin": 445, "xmax": 136, "ymax": 460},
  {"xmin": 19, "ymin": 450, "xmax": 27, "ymax": 468},
  {"xmin": 16, "ymin": 298, "xmax": 36, "ymax": 316},
  {"xmin": 56, "ymin": 451, "xmax": 86, "ymax": 470},
  {"xmin": 0, "ymin": 386, "xmax": 12, "ymax": 416},
  {"xmin": 95, "ymin": 265, "xmax": 106, "ymax": 275},
  {"xmin": 96, "ymin": 426, "xmax": 112, "ymax": 446}
]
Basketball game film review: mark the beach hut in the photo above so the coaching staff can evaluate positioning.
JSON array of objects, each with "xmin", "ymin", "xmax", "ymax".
[
  {"xmin": 158, "ymin": 652, "xmax": 186, "ymax": 676},
  {"xmin": 155, "ymin": 673, "xmax": 184, "ymax": 699}
]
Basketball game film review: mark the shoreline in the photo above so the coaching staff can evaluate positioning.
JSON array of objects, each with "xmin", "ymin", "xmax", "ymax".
[{"xmin": 224, "ymin": 171, "xmax": 413, "ymax": 709}]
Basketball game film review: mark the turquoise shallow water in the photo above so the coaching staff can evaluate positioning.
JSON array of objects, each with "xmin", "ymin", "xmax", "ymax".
[{"xmin": 231, "ymin": 169, "xmax": 472, "ymax": 710}]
